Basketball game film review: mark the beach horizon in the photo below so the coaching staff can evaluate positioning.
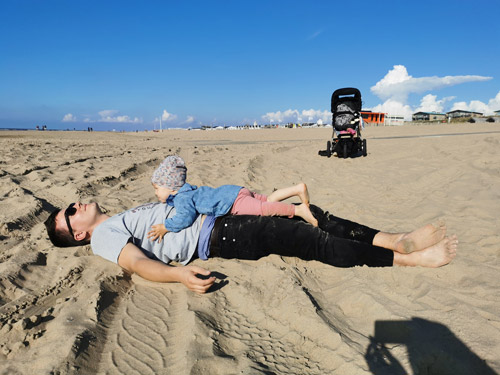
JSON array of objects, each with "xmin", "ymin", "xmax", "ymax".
[{"xmin": 1, "ymin": 123, "xmax": 499, "ymax": 374}]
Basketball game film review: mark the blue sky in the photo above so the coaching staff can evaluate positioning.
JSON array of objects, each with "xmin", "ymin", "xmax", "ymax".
[{"xmin": 1, "ymin": 0, "xmax": 499, "ymax": 130}]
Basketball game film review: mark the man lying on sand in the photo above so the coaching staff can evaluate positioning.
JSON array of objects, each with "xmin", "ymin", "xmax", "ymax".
[{"xmin": 44, "ymin": 201, "xmax": 457, "ymax": 294}]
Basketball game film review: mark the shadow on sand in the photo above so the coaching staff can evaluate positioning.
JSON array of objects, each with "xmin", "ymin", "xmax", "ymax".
[{"xmin": 365, "ymin": 317, "xmax": 497, "ymax": 375}]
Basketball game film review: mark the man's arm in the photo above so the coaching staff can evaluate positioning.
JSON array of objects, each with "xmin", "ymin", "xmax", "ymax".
[{"xmin": 117, "ymin": 242, "xmax": 215, "ymax": 294}]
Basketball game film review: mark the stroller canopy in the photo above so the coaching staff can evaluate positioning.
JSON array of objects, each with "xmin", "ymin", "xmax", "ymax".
[{"xmin": 331, "ymin": 88, "xmax": 362, "ymax": 113}]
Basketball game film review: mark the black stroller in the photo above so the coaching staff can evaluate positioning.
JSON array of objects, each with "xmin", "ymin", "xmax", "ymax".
[{"xmin": 323, "ymin": 87, "xmax": 367, "ymax": 158}]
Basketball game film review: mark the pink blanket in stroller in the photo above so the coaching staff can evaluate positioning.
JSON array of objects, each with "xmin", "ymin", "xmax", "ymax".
[{"xmin": 338, "ymin": 128, "xmax": 357, "ymax": 135}]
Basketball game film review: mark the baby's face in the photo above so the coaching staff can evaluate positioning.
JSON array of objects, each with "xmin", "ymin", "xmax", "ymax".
[{"xmin": 152, "ymin": 183, "xmax": 176, "ymax": 203}]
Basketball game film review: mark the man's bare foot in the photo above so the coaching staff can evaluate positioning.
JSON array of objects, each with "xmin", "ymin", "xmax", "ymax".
[
  {"xmin": 394, "ymin": 221, "xmax": 447, "ymax": 254},
  {"xmin": 394, "ymin": 235, "xmax": 458, "ymax": 267},
  {"xmin": 296, "ymin": 182, "xmax": 310, "ymax": 206},
  {"xmin": 295, "ymin": 203, "xmax": 318, "ymax": 227}
]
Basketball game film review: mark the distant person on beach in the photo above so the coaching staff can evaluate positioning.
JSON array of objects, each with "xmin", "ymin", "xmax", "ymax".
[
  {"xmin": 44, "ymin": 201, "xmax": 457, "ymax": 294},
  {"xmin": 147, "ymin": 155, "xmax": 318, "ymax": 242}
]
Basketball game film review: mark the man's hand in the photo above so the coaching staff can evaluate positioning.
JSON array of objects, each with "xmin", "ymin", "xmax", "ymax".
[
  {"xmin": 119, "ymin": 243, "xmax": 216, "ymax": 294},
  {"xmin": 148, "ymin": 223, "xmax": 168, "ymax": 242},
  {"xmin": 178, "ymin": 265, "xmax": 216, "ymax": 294}
]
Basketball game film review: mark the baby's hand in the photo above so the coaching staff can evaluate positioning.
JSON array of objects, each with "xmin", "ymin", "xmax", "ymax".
[{"xmin": 147, "ymin": 224, "xmax": 168, "ymax": 243}]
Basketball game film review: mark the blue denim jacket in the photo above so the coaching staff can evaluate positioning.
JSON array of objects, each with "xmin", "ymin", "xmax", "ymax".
[{"xmin": 164, "ymin": 183, "xmax": 242, "ymax": 232}]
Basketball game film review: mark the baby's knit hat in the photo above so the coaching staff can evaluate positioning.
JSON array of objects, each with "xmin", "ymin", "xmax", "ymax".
[{"xmin": 151, "ymin": 155, "xmax": 187, "ymax": 190}]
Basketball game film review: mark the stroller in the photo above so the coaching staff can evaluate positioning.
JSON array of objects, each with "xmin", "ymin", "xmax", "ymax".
[{"xmin": 323, "ymin": 87, "xmax": 367, "ymax": 158}]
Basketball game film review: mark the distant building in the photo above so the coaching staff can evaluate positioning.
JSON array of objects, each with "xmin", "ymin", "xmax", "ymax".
[
  {"xmin": 385, "ymin": 115, "xmax": 405, "ymax": 126},
  {"xmin": 412, "ymin": 112, "xmax": 447, "ymax": 121},
  {"xmin": 361, "ymin": 111, "xmax": 385, "ymax": 125},
  {"xmin": 446, "ymin": 110, "xmax": 483, "ymax": 118},
  {"xmin": 494, "ymin": 110, "xmax": 500, "ymax": 115}
]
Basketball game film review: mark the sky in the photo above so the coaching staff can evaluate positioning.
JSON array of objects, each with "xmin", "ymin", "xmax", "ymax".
[{"xmin": 1, "ymin": 0, "xmax": 499, "ymax": 131}]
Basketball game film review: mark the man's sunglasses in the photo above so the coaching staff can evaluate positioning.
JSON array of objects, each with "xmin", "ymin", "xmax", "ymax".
[{"xmin": 64, "ymin": 203, "xmax": 77, "ymax": 237}]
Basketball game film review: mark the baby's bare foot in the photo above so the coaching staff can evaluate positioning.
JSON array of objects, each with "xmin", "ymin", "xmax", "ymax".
[
  {"xmin": 395, "ymin": 221, "xmax": 447, "ymax": 254},
  {"xmin": 295, "ymin": 203, "xmax": 318, "ymax": 227}
]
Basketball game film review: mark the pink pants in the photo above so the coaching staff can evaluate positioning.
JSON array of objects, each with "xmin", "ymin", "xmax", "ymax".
[{"xmin": 230, "ymin": 188, "xmax": 295, "ymax": 218}]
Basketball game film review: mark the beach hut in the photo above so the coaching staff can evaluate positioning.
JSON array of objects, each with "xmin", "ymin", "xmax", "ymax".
[
  {"xmin": 412, "ymin": 112, "xmax": 446, "ymax": 122},
  {"xmin": 360, "ymin": 111, "xmax": 385, "ymax": 125},
  {"xmin": 446, "ymin": 110, "xmax": 483, "ymax": 119}
]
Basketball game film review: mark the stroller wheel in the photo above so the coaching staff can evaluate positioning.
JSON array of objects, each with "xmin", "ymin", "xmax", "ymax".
[
  {"xmin": 363, "ymin": 139, "xmax": 367, "ymax": 157},
  {"xmin": 326, "ymin": 140, "xmax": 332, "ymax": 157}
]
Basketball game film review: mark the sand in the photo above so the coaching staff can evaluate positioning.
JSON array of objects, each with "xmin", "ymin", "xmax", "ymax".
[{"xmin": 0, "ymin": 123, "xmax": 499, "ymax": 374}]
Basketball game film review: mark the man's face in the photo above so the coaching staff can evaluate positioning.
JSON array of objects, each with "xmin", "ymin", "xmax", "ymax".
[{"xmin": 55, "ymin": 202, "xmax": 101, "ymax": 239}]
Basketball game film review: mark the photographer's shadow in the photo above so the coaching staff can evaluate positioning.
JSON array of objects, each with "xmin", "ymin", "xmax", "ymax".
[{"xmin": 366, "ymin": 317, "xmax": 497, "ymax": 375}]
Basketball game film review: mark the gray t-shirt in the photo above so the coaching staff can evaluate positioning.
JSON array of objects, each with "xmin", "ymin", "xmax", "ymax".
[{"xmin": 91, "ymin": 203, "xmax": 201, "ymax": 265}]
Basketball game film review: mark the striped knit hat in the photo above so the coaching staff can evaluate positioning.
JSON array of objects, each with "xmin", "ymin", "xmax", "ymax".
[{"xmin": 151, "ymin": 155, "xmax": 187, "ymax": 190}]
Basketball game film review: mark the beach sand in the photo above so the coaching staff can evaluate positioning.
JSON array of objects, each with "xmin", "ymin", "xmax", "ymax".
[{"xmin": 0, "ymin": 123, "xmax": 499, "ymax": 374}]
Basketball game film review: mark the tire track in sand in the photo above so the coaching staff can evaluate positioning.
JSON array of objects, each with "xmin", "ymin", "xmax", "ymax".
[{"xmin": 96, "ymin": 284, "xmax": 193, "ymax": 375}]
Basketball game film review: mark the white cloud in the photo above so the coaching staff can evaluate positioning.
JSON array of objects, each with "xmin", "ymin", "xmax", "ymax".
[
  {"xmin": 307, "ymin": 30, "xmax": 323, "ymax": 40},
  {"xmin": 368, "ymin": 93, "xmax": 500, "ymax": 120},
  {"xmin": 262, "ymin": 109, "xmax": 330, "ymax": 124},
  {"xmin": 450, "ymin": 91, "xmax": 500, "ymax": 115},
  {"xmin": 97, "ymin": 109, "xmax": 142, "ymax": 123},
  {"xmin": 415, "ymin": 94, "xmax": 456, "ymax": 113},
  {"xmin": 184, "ymin": 115, "xmax": 195, "ymax": 124},
  {"xmin": 153, "ymin": 109, "xmax": 180, "ymax": 126},
  {"xmin": 370, "ymin": 99, "xmax": 414, "ymax": 122},
  {"xmin": 98, "ymin": 110, "xmax": 118, "ymax": 118},
  {"xmin": 367, "ymin": 65, "xmax": 496, "ymax": 120},
  {"xmin": 371, "ymin": 65, "xmax": 492, "ymax": 102},
  {"xmin": 161, "ymin": 109, "xmax": 177, "ymax": 122},
  {"xmin": 490, "ymin": 91, "xmax": 500, "ymax": 111},
  {"xmin": 450, "ymin": 100, "xmax": 489, "ymax": 114},
  {"xmin": 62, "ymin": 113, "xmax": 76, "ymax": 122}
]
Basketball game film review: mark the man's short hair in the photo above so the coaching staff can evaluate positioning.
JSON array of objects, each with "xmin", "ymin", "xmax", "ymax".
[{"xmin": 44, "ymin": 209, "xmax": 90, "ymax": 247}]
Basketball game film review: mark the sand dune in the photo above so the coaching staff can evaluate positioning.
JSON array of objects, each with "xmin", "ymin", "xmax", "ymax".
[{"xmin": 1, "ymin": 123, "xmax": 499, "ymax": 374}]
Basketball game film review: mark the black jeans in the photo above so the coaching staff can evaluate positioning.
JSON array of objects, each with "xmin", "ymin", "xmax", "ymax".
[{"xmin": 210, "ymin": 205, "xmax": 394, "ymax": 268}]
